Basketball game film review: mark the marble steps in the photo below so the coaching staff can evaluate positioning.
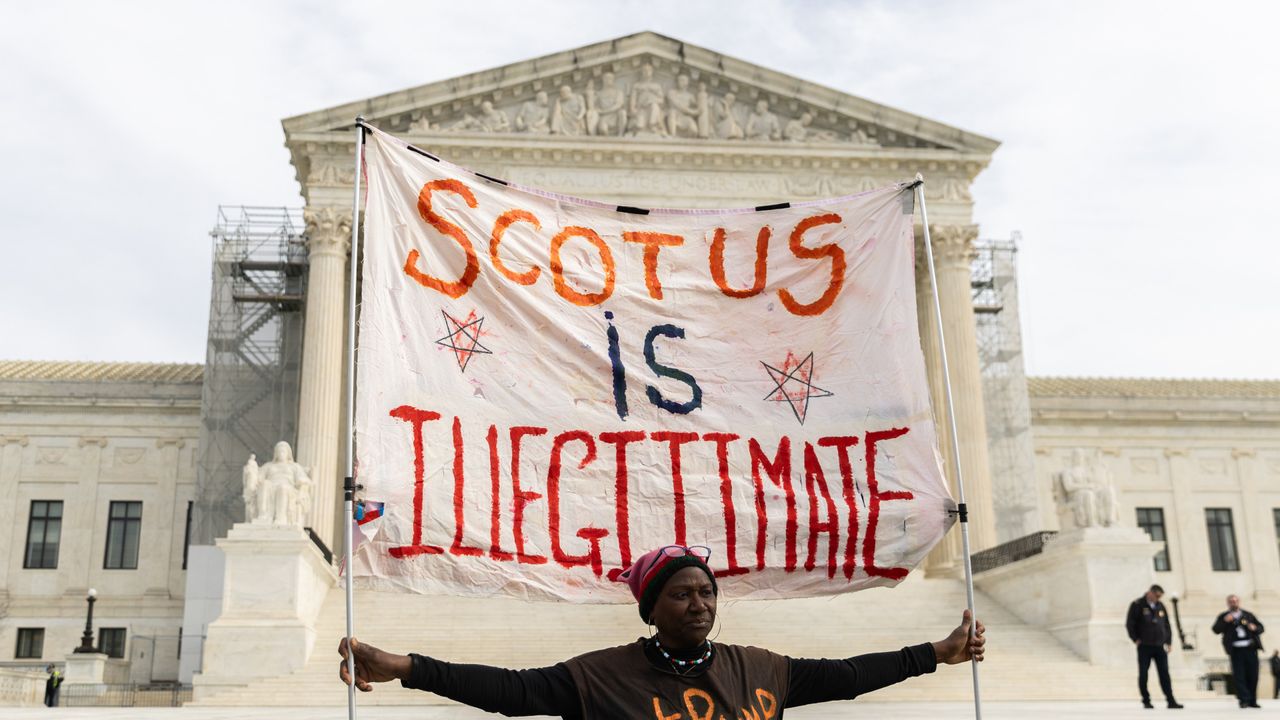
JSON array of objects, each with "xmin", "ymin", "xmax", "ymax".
[{"xmin": 191, "ymin": 577, "xmax": 1210, "ymax": 706}]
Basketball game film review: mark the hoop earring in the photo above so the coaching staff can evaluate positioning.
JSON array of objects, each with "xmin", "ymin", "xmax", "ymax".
[
  {"xmin": 709, "ymin": 612, "xmax": 723, "ymax": 642},
  {"xmin": 647, "ymin": 620, "xmax": 656, "ymax": 641}
]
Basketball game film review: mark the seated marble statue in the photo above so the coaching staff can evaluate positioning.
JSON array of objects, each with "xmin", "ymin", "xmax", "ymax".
[
  {"xmin": 552, "ymin": 85, "xmax": 587, "ymax": 136},
  {"xmin": 587, "ymin": 72, "xmax": 627, "ymax": 136},
  {"xmin": 516, "ymin": 92, "xmax": 552, "ymax": 134},
  {"xmin": 745, "ymin": 100, "xmax": 781, "ymax": 141},
  {"xmin": 448, "ymin": 101, "xmax": 511, "ymax": 133},
  {"xmin": 712, "ymin": 93, "xmax": 744, "ymax": 140},
  {"xmin": 243, "ymin": 441, "xmax": 313, "ymax": 527},
  {"xmin": 1055, "ymin": 449, "xmax": 1119, "ymax": 529},
  {"xmin": 665, "ymin": 75, "xmax": 704, "ymax": 138},
  {"xmin": 628, "ymin": 63, "xmax": 666, "ymax": 136}
]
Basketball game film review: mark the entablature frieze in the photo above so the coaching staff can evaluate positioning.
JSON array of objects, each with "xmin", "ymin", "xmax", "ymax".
[
  {"xmin": 291, "ymin": 134, "xmax": 985, "ymax": 220},
  {"xmin": 292, "ymin": 132, "xmax": 989, "ymax": 182},
  {"xmin": 0, "ymin": 394, "xmax": 200, "ymax": 411},
  {"xmin": 1032, "ymin": 408, "xmax": 1280, "ymax": 426}
]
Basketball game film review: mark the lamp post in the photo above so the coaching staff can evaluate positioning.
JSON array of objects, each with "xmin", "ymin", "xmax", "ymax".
[
  {"xmin": 73, "ymin": 588, "xmax": 98, "ymax": 654},
  {"xmin": 1170, "ymin": 594, "xmax": 1195, "ymax": 651}
]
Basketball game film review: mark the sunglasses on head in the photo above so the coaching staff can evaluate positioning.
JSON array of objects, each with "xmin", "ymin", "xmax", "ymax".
[{"xmin": 643, "ymin": 545, "xmax": 712, "ymax": 579}]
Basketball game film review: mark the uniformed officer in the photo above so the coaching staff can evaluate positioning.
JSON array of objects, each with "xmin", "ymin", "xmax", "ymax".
[
  {"xmin": 1126, "ymin": 584, "xmax": 1183, "ymax": 709},
  {"xmin": 1212, "ymin": 593, "xmax": 1265, "ymax": 709}
]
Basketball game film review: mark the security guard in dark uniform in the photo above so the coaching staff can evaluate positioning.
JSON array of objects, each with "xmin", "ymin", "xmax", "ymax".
[
  {"xmin": 1126, "ymin": 583, "xmax": 1183, "ymax": 709},
  {"xmin": 1213, "ymin": 593, "xmax": 1265, "ymax": 708}
]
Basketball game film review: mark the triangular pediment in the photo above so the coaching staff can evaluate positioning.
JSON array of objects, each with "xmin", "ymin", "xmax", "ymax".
[{"xmin": 283, "ymin": 31, "xmax": 998, "ymax": 154}]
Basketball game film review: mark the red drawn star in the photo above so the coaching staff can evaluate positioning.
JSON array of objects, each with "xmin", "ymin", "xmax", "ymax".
[
  {"xmin": 435, "ymin": 310, "xmax": 492, "ymax": 372},
  {"xmin": 762, "ymin": 351, "xmax": 833, "ymax": 425}
]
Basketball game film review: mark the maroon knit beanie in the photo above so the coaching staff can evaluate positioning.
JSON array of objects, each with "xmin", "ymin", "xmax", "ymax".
[{"xmin": 615, "ymin": 546, "xmax": 718, "ymax": 622}]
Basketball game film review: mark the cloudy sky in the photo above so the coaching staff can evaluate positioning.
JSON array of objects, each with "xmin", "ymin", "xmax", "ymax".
[{"xmin": 2, "ymin": 1, "xmax": 1276, "ymax": 378}]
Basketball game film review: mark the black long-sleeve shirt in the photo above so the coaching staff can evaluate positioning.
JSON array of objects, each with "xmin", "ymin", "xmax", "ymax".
[{"xmin": 401, "ymin": 639, "xmax": 937, "ymax": 718}]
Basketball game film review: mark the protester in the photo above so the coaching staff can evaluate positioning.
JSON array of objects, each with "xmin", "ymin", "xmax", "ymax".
[
  {"xmin": 43, "ymin": 664, "xmax": 62, "ymax": 707},
  {"xmin": 1214, "ymin": 594, "xmax": 1265, "ymax": 709},
  {"xmin": 338, "ymin": 545, "xmax": 986, "ymax": 718},
  {"xmin": 1125, "ymin": 584, "xmax": 1183, "ymax": 709}
]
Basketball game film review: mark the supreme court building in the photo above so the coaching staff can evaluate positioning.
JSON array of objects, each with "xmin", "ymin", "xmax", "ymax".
[{"xmin": 0, "ymin": 33, "xmax": 1277, "ymax": 706}]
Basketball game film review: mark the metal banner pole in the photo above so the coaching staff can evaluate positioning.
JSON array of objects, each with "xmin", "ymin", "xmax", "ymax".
[
  {"xmin": 342, "ymin": 117, "xmax": 367, "ymax": 720},
  {"xmin": 914, "ymin": 174, "xmax": 983, "ymax": 719}
]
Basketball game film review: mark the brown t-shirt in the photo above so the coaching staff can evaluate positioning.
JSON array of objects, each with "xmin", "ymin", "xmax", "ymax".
[{"xmin": 565, "ymin": 638, "xmax": 789, "ymax": 719}]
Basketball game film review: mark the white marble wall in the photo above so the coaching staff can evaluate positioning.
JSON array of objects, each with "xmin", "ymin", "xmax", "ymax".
[
  {"xmin": 1028, "ymin": 382, "xmax": 1280, "ymax": 657},
  {"xmin": 0, "ymin": 372, "xmax": 200, "ymax": 680}
]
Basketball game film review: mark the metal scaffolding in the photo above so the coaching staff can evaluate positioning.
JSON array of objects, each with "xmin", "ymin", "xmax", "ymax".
[
  {"xmin": 192, "ymin": 207, "xmax": 307, "ymax": 545},
  {"xmin": 972, "ymin": 233, "xmax": 1040, "ymax": 543}
]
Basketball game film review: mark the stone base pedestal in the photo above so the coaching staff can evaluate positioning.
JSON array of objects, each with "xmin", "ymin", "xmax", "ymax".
[
  {"xmin": 193, "ymin": 523, "xmax": 336, "ymax": 700},
  {"xmin": 62, "ymin": 652, "xmax": 114, "ymax": 703},
  {"xmin": 64, "ymin": 652, "xmax": 110, "ymax": 684},
  {"xmin": 975, "ymin": 527, "xmax": 1161, "ymax": 666}
]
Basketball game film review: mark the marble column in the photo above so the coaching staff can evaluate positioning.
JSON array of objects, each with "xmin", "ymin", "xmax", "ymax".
[
  {"xmin": 0, "ymin": 436, "xmax": 29, "ymax": 597},
  {"xmin": 917, "ymin": 224, "xmax": 997, "ymax": 576},
  {"xmin": 296, "ymin": 206, "xmax": 352, "ymax": 554},
  {"xmin": 1164, "ymin": 448, "xmax": 1211, "ymax": 600},
  {"xmin": 148, "ymin": 438, "xmax": 183, "ymax": 596},
  {"xmin": 70, "ymin": 437, "xmax": 108, "ymax": 595},
  {"xmin": 917, "ymin": 244, "xmax": 961, "ymax": 575},
  {"xmin": 1233, "ymin": 448, "xmax": 1278, "ymax": 597}
]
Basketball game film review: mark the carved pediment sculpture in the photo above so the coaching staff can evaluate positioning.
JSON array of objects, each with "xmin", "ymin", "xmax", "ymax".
[
  {"xmin": 416, "ymin": 61, "xmax": 883, "ymax": 146},
  {"xmin": 284, "ymin": 33, "xmax": 1001, "ymax": 152},
  {"xmin": 283, "ymin": 32, "xmax": 1000, "ymax": 207}
]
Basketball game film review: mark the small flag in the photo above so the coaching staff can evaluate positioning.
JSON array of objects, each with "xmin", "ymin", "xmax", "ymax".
[{"xmin": 356, "ymin": 500, "xmax": 384, "ymax": 525}]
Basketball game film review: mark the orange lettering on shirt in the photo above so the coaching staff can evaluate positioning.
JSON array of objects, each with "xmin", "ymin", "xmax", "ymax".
[
  {"xmin": 682, "ymin": 688, "xmax": 716, "ymax": 720},
  {"xmin": 652, "ymin": 696, "xmax": 684, "ymax": 720},
  {"xmin": 776, "ymin": 213, "xmax": 844, "ymax": 316},
  {"xmin": 404, "ymin": 179, "xmax": 480, "ymax": 299},
  {"xmin": 755, "ymin": 689, "xmax": 778, "ymax": 720},
  {"xmin": 623, "ymin": 231, "xmax": 684, "ymax": 300},
  {"xmin": 489, "ymin": 209, "xmax": 542, "ymax": 285}
]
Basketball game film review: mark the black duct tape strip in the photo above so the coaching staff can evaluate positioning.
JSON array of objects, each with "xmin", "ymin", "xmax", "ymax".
[
  {"xmin": 616, "ymin": 205, "xmax": 651, "ymax": 215},
  {"xmin": 406, "ymin": 145, "xmax": 440, "ymax": 162},
  {"xmin": 475, "ymin": 172, "xmax": 509, "ymax": 186},
  {"xmin": 755, "ymin": 202, "xmax": 791, "ymax": 212}
]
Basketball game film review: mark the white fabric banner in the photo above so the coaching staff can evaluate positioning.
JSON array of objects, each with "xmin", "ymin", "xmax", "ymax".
[{"xmin": 352, "ymin": 127, "xmax": 954, "ymax": 602}]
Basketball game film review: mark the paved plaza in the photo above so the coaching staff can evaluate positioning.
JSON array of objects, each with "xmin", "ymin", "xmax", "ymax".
[{"xmin": 6, "ymin": 701, "xmax": 1276, "ymax": 719}]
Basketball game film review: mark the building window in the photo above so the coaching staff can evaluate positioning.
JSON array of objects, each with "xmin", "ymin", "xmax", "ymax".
[
  {"xmin": 104, "ymin": 501, "xmax": 142, "ymax": 570},
  {"xmin": 182, "ymin": 501, "xmax": 193, "ymax": 570},
  {"xmin": 15, "ymin": 628, "xmax": 44, "ymax": 659},
  {"xmin": 1206, "ymin": 508, "xmax": 1240, "ymax": 572},
  {"xmin": 98, "ymin": 628, "xmax": 126, "ymax": 659},
  {"xmin": 23, "ymin": 500, "xmax": 63, "ymax": 569},
  {"xmin": 1136, "ymin": 508, "xmax": 1171, "ymax": 571}
]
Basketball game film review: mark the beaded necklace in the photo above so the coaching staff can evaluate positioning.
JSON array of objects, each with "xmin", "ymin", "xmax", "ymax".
[{"xmin": 652, "ymin": 638, "xmax": 713, "ymax": 674}]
